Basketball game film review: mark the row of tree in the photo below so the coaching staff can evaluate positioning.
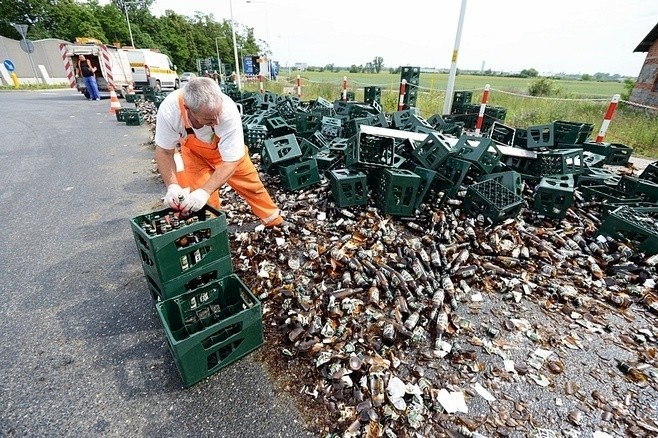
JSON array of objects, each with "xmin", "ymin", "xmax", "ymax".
[{"xmin": 0, "ymin": 0, "xmax": 263, "ymax": 73}]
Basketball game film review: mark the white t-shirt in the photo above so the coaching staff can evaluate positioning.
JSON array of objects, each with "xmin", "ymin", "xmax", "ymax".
[{"xmin": 154, "ymin": 88, "xmax": 245, "ymax": 162}]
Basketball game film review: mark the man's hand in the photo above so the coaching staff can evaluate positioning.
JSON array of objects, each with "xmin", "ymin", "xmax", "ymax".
[
  {"xmin": 164, "ymin": 184, "xmax": 186, "ymax": 209},
  {"xmin": 182, "ymin": 188, "xmax": 210, "ymax": 213}
]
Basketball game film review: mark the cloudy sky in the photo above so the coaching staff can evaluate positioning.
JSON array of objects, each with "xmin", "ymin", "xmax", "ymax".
[{"xmin": 145, "ymin": 0, "xmax": 657, "ymax": 76}]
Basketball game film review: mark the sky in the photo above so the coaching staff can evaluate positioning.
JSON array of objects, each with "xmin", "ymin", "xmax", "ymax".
[{"xmin": 145, "ymin": 0, "xmax": 657, "ymax": 77}]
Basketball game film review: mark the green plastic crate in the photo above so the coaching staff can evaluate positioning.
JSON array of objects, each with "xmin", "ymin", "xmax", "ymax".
[
  {"xmin": 488, "ymin": 122, "xmax": 516, "ymax": 146},
  {"xmin": 577, "ymin": 168, "xmax": 621, "ymax": 186},
  {"xmin": 579, "ymin": 185, "xmax": 644, "ymax": 205},
  {"xmin": 364, "ymin": 86, "xmax": 381, "ymax": 105},
  {"xmin": 412, "ymin": 166, "xmax": 438, "ymax": 210},
  {"xmin": 157, "ymin": 274, "xmax": 264, "ymax": 387},
  {"xmin": 123, "ymin": 108, "xmax": 143, "ymax": 126},
  {"xmin": 617, "ymin": 175, "xmax": 658, "ymax": 203},
  {"xmin": 328, "ymin": 169, "xmax": 368, "ymax": 207},
  {"xmin": 354, "ymin": 128, "xmax": 402, "ymax": 168},
  {"xmin": 145, "ymin": 256, "xmax": 234, "ymax": 302},
  {"xmin": 533, "ymin": 148, "xmax": 584, "ymax": 177},
  {"xmin": 582, "ymin": 141, "xmax": 633, "ymax": 166},
  {"xmin": 130, "ymin": 206, "xmax": 231, "ymax": 291},
  {"xmin": 436, "ymin": 156, "xmax": 476, "ymax": 199},
  {"xmin": 525, "ymin": 124, "xmax": 554, "ymax": 149},
  {"xmin": 244, "ymin": 123, "xmax": 269, "ymax": 152},
  {"xmin": 314, "ymin": 151, "xmax": 343, "ymax": 176},
  {"xmin": 125, "ymin": 93, "xmax": 138, "ymax": 103},
  {"xmin": 463, "ymin": 179, "xmax": 524, "ymax": 224},
  {"xmin": 264, "ymin": 116, "xmax": 296, "ymax": 138},
  {"xmin": 553, "ymin": 120, "xmax": 593, "ymax": 145},
  {"xmin": 278, "ymin": 158, "xmax": 321, "ymax": 191},
  {"xmin": 533, "ymin": 175, "xmax": 575, "ymax": 219},
  {"xmin": 260, "ymin": 134, "xmax": 302, "ymax": 174},
  {"xmin": 478, "ymin": 171, "xmax": 523, "ymax": 197},
  {"xmin": 374, "ymin": 168, "xmax": 420, "ymax": 216},
  {"xmin": 411, "ymin": 132, "xmax": 454, "ymax": 170},
  {"xmin": 115, "ymin": 108, "xmax": 125, "ymax": 122},
  {"xmin": 640, "ymin": 161, "xmax": 658, "ymax": 183},
  {"xmin": 597, "ymin": 206, "xmax": 658, "ymax": 255},
  {"xmin": 453, "ymin": 135, "xmax": 502, "ymax": 174}
]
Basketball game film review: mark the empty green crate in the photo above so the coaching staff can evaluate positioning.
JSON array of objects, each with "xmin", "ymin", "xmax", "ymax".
[
  {"xmin": 314, "ymin": 151, "xmax": 343, "ymax": 175},
  {"xmin": 618, "ymin": 175, "xmax": 658, "ymax": 203},
  {"xmin": 124, "ymin": 108, "xmax": 143, "ymax": 126},
  {"xmin": 374, "ymin": 168, "xmax": 420, "ymax": 216},
  {"xmin": 279, "ymin": 158, "xmax": 321, "ymax": 191},
  {"xmin": 597, "ymin": 206, "xmax": 658, "ymax": 255},
  {"xmin": 577, "ymin": 168, "xmax": 621, "ymax": 186},
  {"xmin": 355, "ymin": 129, "xmax": 402, "ymax": 168},
  {"xmin": 451, "ymin": 91, "xmax": 473, "ymax": 114},
  {"xmin": 553, "ymin": 120, "xmax": 593, "ymax": 145},
  {"xmin": 157, "ymin": 274, "xmax": 264, "ymax": 387},
  {"xmin": 582, "ymin": 151, "xmax": 607, "ymax": 168},
  {"xmin": 436, "ymin": 156, "xmax": 476, "ymax": 199},
  {"xmin": 364, "ymin": 86, "xmax": 381, "ymax": 105},
  {"xmin": 260, "ymin": 134, "xmax": 302, "ymax": 174},
  {"xmin": 463, "ymin": 179, "xmax": 524, "ymax": 224},
  {"xmin": 526, "ymin": 124, "xmax": 554, "ymax": 149},
  {"xmin": 115, "ymin": 108, "xmax": 125, "ymax": 122},
  {"xmin": 488, "ymin": 122, "xmax": 516, "ymax": 146},
  {"xmin": 533, "ymin": 148, "xmax": 584, "ymax": 177},
  {"xmin": 412, "ymin": 166, "xmax": 438, "ymax": 210},
  {"xmin": 244, "ymin": 124, "xmax": 269, "ymax": 152},
  {"xmin": 478, "ymin": 171, "xmax": 523, "ymax": 197},
  {"xmin": 579, "ymin": 185, "xmax": 644, "ymax": 205},
  {"xmin": 130, "ymin": 206, "xmax": 231, "ymax": 290},
  {"xmin": 264, "ymin": 116, "xmax": 296, "ymax": 138},
  {"xmin": 582, "ymin": 141, "xmax": 633, "ymax": 166},
  {"xmin": 640, "ymin": 161, "xmax": 658, "ymax": 183},
  {"xmin": 125, "ymin": 93, "xmax": 138, "ymax": 103},
  {"xmin": 390, "ymin": 109, "xmax": 419, "ymax": 129},
  {"xmin": 453, "ymin": 135, "xmax": 502, "ymax": 174},
  {"xmin": 533, "ymin": 175, "xmax": 575, "ymax": 219},
  {"xmin": 328, "ymin": 169, "xmax": 368, "ymax": 207},
  {"xmin": 411, "ymin": 132, "xmax": 454, "ymax": 170},
  {"xmin": 145, "ymin": 256, "xmax": 234, "ymax": 302}
]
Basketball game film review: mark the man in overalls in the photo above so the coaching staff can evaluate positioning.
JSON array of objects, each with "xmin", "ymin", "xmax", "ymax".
[{"xmin": 154, "ymin": 77, "xmax": 283, "ymax": 227}]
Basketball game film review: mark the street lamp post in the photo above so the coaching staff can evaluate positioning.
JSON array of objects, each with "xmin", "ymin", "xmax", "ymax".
[
  {"xmin": 229, "ymin": 0, "xmax": 242, "ymax": 90},
  {"xmin": 215, "ymin": 37, "xmax": 222, "ymax": 81},
  {"xmin": 246, "ymin": 0, "xmax": 271, "ymax": 80},
  {"xmin": 123, "ymin": 1, "xmax": 143, "ymax": 47}
]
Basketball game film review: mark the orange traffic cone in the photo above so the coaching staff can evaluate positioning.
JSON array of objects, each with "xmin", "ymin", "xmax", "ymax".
[{"xmin": 109, "ymin": 86, "xmax": 122, "ymax": 114}]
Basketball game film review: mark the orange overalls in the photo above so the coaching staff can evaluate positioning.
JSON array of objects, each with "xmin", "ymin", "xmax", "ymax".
[{"xmin": 177, "ymin": 94, "xmax": 282, "ymax": 226}]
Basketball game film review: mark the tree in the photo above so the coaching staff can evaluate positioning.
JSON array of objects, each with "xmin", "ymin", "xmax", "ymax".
[
  {"xmin": 520, "ymin": 68, "xmax": 538, "ymax": 78},
  {"xmin": 581, "ymin": 73, "xmax": 592, "ymax": 81},
  {"xmin": 372, "ymin": 56, "xmax": 383, "ymax": 73}
]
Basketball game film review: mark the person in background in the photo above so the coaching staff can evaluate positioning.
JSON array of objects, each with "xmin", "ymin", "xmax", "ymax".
[
  {"xmin": 212, "ymin": 70, "xmax": 219, "ymax": 84},
  {"xmin": 154, "ymin": 77, "xmax": 285, "ymax": 227},
  {"xmin": 77, "ymin": 55, "xmax": 100, "ymax": 101}
]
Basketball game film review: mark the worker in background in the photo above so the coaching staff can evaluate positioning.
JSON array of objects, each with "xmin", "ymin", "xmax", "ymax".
[
  {"xmin": 77, "ymin": 55, "xmax": 100, "ymax": 100},
  {"xmin": 212, "ymin": 70, "xmax": 219, "ymax": 84},
  {"xmin": 154, "ymin": 77, "xmax": 285, "ymax": 227}
]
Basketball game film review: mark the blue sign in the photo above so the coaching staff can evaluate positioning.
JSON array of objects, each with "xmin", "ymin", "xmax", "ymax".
[{"xmin": 3, "ymin": 59, "xmax": 15, "ymax": 72}]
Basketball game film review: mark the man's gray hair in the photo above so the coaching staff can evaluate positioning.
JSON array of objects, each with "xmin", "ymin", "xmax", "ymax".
[{"xmin": 183, "ymin": 77, "xmax": 222, "ymax": 113}]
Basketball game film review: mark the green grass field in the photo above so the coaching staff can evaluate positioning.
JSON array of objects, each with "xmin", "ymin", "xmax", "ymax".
[{"xmin": 254, "ymin": 71, "xmax": 657, "ymax": 158}]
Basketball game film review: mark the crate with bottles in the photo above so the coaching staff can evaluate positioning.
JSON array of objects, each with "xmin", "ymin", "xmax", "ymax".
[{"xmin": 130, "ymin": 206, "xmax": 232, "ymax": 298}]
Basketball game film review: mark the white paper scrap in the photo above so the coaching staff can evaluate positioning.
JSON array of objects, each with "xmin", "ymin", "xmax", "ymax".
[
  {"xmin": 473, "ymin": 382, "xmax": 496, "ymax": 402},
  {"xmin": 437, "ymin": 389, "xmax": 468, "ymax": 414}
]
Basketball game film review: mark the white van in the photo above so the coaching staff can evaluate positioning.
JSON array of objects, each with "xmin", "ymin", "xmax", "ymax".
[{"xmin": 125, "ymin": 49, "xmax": 179, "ymax": 90}]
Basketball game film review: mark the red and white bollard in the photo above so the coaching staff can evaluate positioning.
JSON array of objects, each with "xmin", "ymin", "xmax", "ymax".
[
  {"xmin": 398, "ymin": 79, "xmax": 407, "ymax": 111},
  {"xmin": 258, "ymin": 74, "xmax": 264, "ymax": 93},
  {"xmin": 296, "ymin": 74, "xmax": 301, "ymax": 98},
  {"xmin": 342, "ymin": 76, "xmax": 348, "ymax": 101},
  {"xmin": 595, "ymin": 94, "xmax": 620, "ymax": 143},
  {"xmin": 474, "ymin": 83, "xmax": 490, "ymax": 135}
]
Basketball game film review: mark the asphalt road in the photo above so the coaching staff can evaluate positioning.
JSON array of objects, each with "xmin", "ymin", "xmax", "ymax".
[{"xmin": 0, "ymin": 89, "xmax": 314, "ymax": 437}]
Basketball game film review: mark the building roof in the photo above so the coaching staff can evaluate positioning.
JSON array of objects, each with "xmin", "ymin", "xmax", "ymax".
[{"xmin": 634, "ymin": 22, "xmax": 658, "ymax": 52}]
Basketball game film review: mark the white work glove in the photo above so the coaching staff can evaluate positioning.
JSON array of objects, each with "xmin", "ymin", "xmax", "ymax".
[
  {"xmin": 164, "ymin": 184, "xmax": 187, "ymax": 210},
  {"xmin": 182, "ymin": 188, "xmax": 210, "ymax": 213}
]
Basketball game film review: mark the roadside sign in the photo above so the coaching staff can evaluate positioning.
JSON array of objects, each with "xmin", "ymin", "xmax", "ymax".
[
  {"xmin": 13, "ymin": 24, "xmax": 28, "ymax": 39},
  {"xmin": 3, "ymin": 59, "xmax": 15, "ymax": 72},
  {"xmin": 19, "ymin": 39, "xmax": 35, "ymax": 54}
]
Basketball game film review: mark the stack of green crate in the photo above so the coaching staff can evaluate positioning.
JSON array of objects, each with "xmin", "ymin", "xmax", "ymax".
[
  {"xmin": 129, "ymin": 206, "xmax": 263, "ymax": 387},
  {"xmin": 123, "ymin": 108, "xmax": 143, "ymax": 126}
]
